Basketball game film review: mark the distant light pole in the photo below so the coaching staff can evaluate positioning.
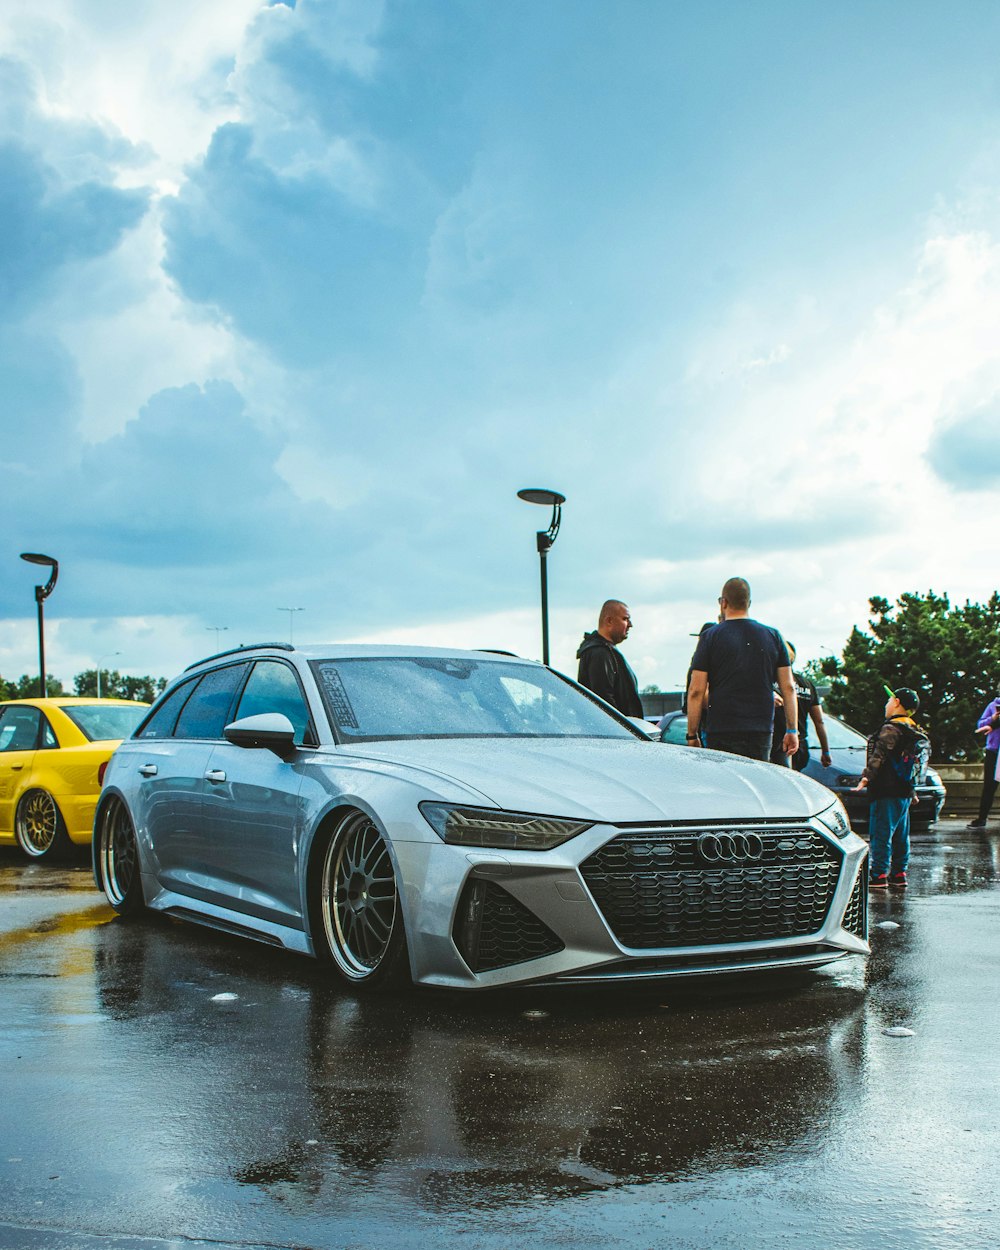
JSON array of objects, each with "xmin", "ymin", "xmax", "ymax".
[
  {"xmin": 96, "ymin": 651, "xmax": 122, "ymax": 700},
  {"xmin": 516, "ymin": 488, "xmax": 565, "ymax": 666},
  {"xmin": 277, "ymin": 607, "xmax": 304, "ymax": 644},
  {"xmin": 206, "ymin": 625, "xmax": 229, "ymax": 649},
  {"xmin": 19, "ymin": 552, "xmax": 59, "ymax": 698}
]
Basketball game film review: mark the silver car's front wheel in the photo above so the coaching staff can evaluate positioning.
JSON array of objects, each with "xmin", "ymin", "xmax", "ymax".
[
  {"xmin": 316, "ymin": 810, "xmax": 408, "ymax": 988},
  {"xmin": 96, "ymin": 798, "xmax": 144, "ymax": 915},
  {"xmin": 15, "ymin": 790, "xmax": 71, "ymax": 860}
]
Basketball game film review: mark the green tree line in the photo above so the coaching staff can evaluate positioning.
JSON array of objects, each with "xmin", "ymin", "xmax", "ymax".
[
  {"xmin": 0, "ymin": 670, "xmax": 167, "ymax": 703},
  {"xmin": 818, "ymin": 590, "xmax": 1000, "ymax": 761}
]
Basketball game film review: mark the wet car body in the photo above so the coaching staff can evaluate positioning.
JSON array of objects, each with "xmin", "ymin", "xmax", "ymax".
[
  {"xmin": 657, "ymin": 710, "xmax": 946, "ymax": 832},
  {"xmin": 95, "ymin": 644, "xmax": 869, "ymax": 990},
  {"xmin": 0, "ymin": 697, "xmax": 149, "ymax": 859}
]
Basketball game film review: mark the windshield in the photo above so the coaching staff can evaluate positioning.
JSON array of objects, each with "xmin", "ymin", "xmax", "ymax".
[
  {"xmin": 61, "ymin": 704, "xmax": 148, "ymax": 742},
  {"xmin": 311, "ymin": 657, "xmax": 641, "ymax": 743},
  {"xmin": 822, "ymin": 714, "xmax": 867, "ymax": 749}
]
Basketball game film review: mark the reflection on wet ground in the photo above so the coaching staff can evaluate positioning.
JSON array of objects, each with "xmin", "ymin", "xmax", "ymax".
[{"xmin": 0, "ymin": 823, "xmax": 997, "ymax": 1249}]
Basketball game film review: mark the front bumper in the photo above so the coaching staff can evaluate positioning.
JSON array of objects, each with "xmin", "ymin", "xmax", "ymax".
[{"xmin": 394, "ymin": 816, "xmax": 870, "ymax": 989}]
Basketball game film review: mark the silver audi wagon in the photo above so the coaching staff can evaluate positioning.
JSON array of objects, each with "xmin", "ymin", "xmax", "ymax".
[{"xmin": 94, "ymin": 644, "xmax": 869, "ymax": 990}]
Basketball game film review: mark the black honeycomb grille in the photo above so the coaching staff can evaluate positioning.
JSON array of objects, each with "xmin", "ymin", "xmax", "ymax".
[
  {"xmin": 453, "ymin": 879, "xmax": 564, "ymax": 973},
  {"xmin": 580, "ymin": 826, "xmax": 843, "ymax": 949},
  {"xmin": 841, "ymin": 869, "xmax": 868, "ymax": 940}
]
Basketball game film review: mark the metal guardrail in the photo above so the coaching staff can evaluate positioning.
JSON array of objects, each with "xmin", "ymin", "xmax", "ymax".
[{"xmin": 933, "ymin": 762, "xmax": 984, "ymax": 817}]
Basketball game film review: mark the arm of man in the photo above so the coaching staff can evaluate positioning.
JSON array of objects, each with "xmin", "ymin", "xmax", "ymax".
[
  {"xmin": 686, "ymin": 669, "xmax": 708, "ymax": 747},
  {"xmin": 977, "ymin": 699, "xmax": 1000, "ymax": 732},
  {"xmin": 853, "ymin": 722, "xmax": 900, "ymax": 790},
  {"xmin": 580, "ymin": 648, "xmax": 619, "ymax": 707},
  {"xmin": 775, "ymin": 665, "xmax": 798, "ymax": 756},
  {"xmin": 810, "ymin": 703, "xmax": 831, "ymax": 766}
]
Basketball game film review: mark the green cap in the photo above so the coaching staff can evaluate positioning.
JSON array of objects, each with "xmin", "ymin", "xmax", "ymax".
[{"xmin": 882, "ymin": 684, "xmax": 895, "ymax": 699}]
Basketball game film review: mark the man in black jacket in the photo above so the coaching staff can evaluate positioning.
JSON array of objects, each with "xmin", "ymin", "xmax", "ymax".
[{"xmin": 576, "ymin": 600, "xmax": 643, "ymax": 717}]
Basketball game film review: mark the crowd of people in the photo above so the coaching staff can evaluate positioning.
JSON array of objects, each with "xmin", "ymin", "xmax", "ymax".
[{"xmin": 574, "ymin": 575, "xmax": 940, "ymax": 893}]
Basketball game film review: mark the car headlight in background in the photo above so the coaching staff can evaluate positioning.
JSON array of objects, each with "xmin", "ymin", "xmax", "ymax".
[
  {"xmin": 816, "ymin": 799, "xmax": 853, "ymax": 838},
  {"xmin": 419, "ymin": 802, "xmax": 592, "ymax": 850}
]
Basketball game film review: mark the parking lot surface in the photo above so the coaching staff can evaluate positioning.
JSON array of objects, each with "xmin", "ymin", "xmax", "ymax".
[{"xmin": 0, "ymin": 820, "xmax": 997, "ymax": 1249}]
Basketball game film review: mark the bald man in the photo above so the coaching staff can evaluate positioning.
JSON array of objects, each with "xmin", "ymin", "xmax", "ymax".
[{"xmin": 576, "ymin": 600, "xmax": 643, "ymax": 717}]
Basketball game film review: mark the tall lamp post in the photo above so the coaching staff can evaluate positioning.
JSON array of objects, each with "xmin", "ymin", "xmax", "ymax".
[
  {"xmin": 277, "ymin": 607, "xmax": 304, "ymax": 644},
  {"xmin": 96, "ymin": 651, "xmax": 122, "ymax": 699},
  {"xmin": 516, "ymin": 488, "xmax": 565, "ymax": 667},
  {"xmin": 20, "ymin": 552, "xmax": 59, "ymax": 698}
]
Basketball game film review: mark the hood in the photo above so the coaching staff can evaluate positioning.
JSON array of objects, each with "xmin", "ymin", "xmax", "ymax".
[
  {"xmin": 576, "ymin": 631, "xmax": 608, "ymax": 660},
  {"xmin": 333, "ymin": 738, "xmax": 835, "ymax": 824}
]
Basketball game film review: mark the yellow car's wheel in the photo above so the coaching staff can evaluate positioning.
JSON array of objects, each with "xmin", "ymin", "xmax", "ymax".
[{"xmin": 14, "ymin": 789, "xmax": 72, "ymax": 860}]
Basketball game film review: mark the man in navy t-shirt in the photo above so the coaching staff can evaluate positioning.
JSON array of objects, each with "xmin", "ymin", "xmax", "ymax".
[{"xmin": 685, "ymin": 577, "xmax": 798, "ymax": 762}]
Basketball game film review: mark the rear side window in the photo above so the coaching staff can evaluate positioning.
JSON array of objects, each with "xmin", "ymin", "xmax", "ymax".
[
  {"xmin": 234, "ymin": 661, "xmax": 314, "ymax": 746},
  {"xmin": 61, "ymin": 704, "xmax": 148, "ymax": 742},
  {"xmin": 173, "ymin": 664, "xmax": 250, "ymax": 740},
  {"xmin": 0, "ymin": 706, "xmax": 42, "ymax": 753},
  {"xmin": 136, "ymin": 678, "xmax": 199, "ymax": 740}
]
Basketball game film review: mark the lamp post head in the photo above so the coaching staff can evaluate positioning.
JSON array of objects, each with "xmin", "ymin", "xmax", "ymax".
[
  {"xmin": 516, "ymin": 488, "xmax": 566, "ymax": 507},
  {"xmin": 20, "ymin": 552, "xmax": 58, "ymax": 600},
  {"xmin": 517, "ymin": 488, "xmax": 565, "ymax": 550}
]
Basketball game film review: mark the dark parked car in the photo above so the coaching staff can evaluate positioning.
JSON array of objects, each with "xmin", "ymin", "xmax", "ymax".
[{"xmin": 656, "ymin": 711, "xmax": 946, "ymax": 831}]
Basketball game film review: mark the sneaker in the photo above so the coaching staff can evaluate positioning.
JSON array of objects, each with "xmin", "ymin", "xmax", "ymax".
[
  {"xmin": 966, "ymin": 820, "xmax": 986, "ymax": 831},
  {"xmin": 869, "ymin": 873, "xmax": 888, "ymax": 890},
  {"xmin": 889, "ymin": 871, "xmax": 907, "ymax": 889}
]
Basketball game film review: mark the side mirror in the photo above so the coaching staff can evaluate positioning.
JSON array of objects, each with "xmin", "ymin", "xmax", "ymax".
[{"xmin": 224, "ymin": 713, "xmax": 296, "ymax": 757}]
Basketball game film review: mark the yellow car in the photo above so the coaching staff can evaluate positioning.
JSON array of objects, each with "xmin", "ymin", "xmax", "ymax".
[{"xmin": 0, "ymin": 698, "xmax": 149, "ymax": 860}]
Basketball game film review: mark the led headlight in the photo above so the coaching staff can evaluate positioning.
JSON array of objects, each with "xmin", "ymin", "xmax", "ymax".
[
  {"xmin": 419, "ymin": 802, "xmax": 592, "ymax": 850},
  {"xmin": 816, "ymin": 798, "xmax": 852, "ymax": 839}
]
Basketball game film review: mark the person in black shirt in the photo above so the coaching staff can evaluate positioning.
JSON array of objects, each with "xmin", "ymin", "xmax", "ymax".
[
  {"xmin": 686, "ymin": 577, "xmax": 797, "ymax": 762},
  {"xmin": 769, "ymin": 643, "xmax": 832, "ymax": 770}
]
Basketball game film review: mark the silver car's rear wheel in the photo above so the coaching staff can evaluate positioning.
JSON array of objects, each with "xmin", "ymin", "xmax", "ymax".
[
  {"xmin": 96, "ymin": 799, "xmax": 144, "ymax": 915},
  {"xmin": 316, "ymin": 810, "xmax": 408, "ymax": 987},
  {"xmin": 15, "ymin": 790, "xmax": 71, "ymax": 860}
]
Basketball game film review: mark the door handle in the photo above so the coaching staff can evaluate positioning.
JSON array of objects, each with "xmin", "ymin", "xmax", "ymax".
[
  {"xmin": 205, "ymin": 770, "xmax": 227, "ymax": 784},
  {"xmin": 138, "ymin": 764, "xmax": 158, "ymax": 777},
  {"xmin": 10, "ymin": 764, "xmax": 23, "ymax": 771}
]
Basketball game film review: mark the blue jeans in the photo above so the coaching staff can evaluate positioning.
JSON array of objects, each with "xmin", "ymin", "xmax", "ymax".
[{"xmin": 868, "ymin": 797, "xmax": 911, "ymax": 876}]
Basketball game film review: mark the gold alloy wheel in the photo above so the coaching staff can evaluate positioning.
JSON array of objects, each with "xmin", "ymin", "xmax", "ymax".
[
  {"xmin": 15, "ymin": 790, "xmax": 61, "ymax": 858},
  {"xmin": 321, "ymin": 811, "xmax": 400, "ymax": 981}
]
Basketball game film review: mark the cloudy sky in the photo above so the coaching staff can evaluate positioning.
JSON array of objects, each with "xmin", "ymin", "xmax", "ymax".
[{"xmin": 3, "ymin": 0, "xmax": 1000, "ymax": 694}]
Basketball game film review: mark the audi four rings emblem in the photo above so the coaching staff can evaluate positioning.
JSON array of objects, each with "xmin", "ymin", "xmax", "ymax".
[{"xmin": 698, "ymin": 832, "xmax": 765, "ymax": 863}]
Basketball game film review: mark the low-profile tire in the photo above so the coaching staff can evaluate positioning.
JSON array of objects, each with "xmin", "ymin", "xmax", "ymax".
[
  {"xmin": 14, "ymin": 789, "xmax": 73, "ymax": 860},
  {"xmin": 313, "ymin": 809, "xmax": 409, "ymax": 990},
  {"xmin": 95, "ymin": 798, "xmax": 145, "ymax": 916}
]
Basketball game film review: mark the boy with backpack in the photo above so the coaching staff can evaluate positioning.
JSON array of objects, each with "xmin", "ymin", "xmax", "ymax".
[{"xmin": 853, "ymin": 687, "xmax": 931, "ymax": 890}]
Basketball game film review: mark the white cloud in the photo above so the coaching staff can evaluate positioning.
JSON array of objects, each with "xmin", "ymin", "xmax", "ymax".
[{"xmin": 0, "ymin": 0, "xmax": 263, "ymax": 182}]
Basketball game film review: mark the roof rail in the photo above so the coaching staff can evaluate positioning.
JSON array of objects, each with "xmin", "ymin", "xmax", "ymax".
[{"xmin": 184, "ymin": 642, "xmax": 295, "ymax": 672}]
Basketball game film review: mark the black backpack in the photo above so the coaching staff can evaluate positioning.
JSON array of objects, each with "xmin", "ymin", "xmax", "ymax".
[{"xmin": 887, "ymin": 725, "xmax": 931, "ymax": 788}]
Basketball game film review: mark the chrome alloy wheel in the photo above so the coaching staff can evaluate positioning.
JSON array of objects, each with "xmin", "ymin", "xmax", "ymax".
[
  {"xmin": 98, "ymin": 800, "xmax": 141, "ymax": 912},
  {"xmin": 15, "ymin": 790, "xmax": 61, "ymax": 858},
  {"xmin": 321, "ymin": 812, "xmax": 399, "ymax": 981}
]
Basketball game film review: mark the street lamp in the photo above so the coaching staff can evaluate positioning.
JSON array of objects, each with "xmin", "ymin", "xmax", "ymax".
[
  {"xmin": 96, "ymin": 651, "xmax": 122, "ymax": 699},
  {"xmin": 19, "ymin": 552, "xmax": 59, "ymax": 698},
  {"xmin": 516, "ymin": 488, "xmax": 565, "ymax": 666},
  {"xmin": 277, "ymin": 607, "xmax": 303, "ymax": 644},
  {"xmin": 206, "ymin": 626, "xmax": 229, "ymax": 648}
]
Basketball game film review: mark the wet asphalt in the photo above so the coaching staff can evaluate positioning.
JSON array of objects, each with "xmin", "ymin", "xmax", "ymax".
[{"xmin": 0, "ymin": 821, "xmax": 997, "ymax": 1250}]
